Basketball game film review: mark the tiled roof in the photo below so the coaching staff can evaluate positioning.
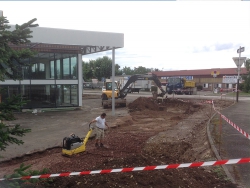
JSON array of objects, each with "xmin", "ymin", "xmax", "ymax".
[{"xmin": 153, "ymin": 68, "xmax": 248, "ymax": 77}]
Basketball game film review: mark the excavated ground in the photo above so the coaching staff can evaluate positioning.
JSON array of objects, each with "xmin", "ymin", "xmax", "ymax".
[{"xmin": 0, "ymin": 97, "xmax": 237, "ymax": 188}]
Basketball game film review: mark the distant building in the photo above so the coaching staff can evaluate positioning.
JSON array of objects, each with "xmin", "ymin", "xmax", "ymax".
[
  {"xmin": 153, "ymin": 68, "xmax": 248, "ymax": 91},
  {"xmin": 0, "ymin": 25, "xmax": 124, "ymax": 108}
]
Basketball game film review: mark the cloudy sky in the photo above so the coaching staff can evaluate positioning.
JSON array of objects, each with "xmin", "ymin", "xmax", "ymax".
[{"xmin": 1, "ymin": 1, "xmax": 250, "ymax": 70}]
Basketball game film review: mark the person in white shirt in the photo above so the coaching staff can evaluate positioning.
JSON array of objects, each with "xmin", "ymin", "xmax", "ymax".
[{"xmin": 90, "ymin": 113, "xmax": 109, "ymax": 147}]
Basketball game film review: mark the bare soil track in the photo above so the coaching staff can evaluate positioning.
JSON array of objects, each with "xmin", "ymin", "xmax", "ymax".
[{"xmin": 0, "ymin": 97, "xmax": 237, "ymax": 188}]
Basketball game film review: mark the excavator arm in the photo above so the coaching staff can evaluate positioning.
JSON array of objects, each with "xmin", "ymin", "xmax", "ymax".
[{"xmin": 119, "ymin": 74, "xmax": 166, "ymax": 98}]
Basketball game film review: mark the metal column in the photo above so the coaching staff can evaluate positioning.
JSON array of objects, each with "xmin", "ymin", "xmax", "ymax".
[
  {"xmin": 78, "ymin": 54, "xmax": 83, "ymax": 107},
  {"xmin": 112, "ymin": 48, "xmax": 115, "ymax": 116}
]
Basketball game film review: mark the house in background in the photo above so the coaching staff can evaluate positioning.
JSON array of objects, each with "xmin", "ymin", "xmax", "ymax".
[
  {"xmin": 0, "ymin": 25, "xmax": 124, "ymax": 108},
  {"xmin": 153, "ymin": 68, "xmax": 248, "ymax": 91}
]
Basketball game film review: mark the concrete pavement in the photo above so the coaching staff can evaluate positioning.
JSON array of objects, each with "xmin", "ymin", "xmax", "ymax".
[
  {"xmin": 210, "ymin": 100, "xmax": 250, "ymax": 188},
  {"xmin": 221, "ymin": 100, "xmax": 250, "ymax": 188},
  {"xmin": 0, "ymin": 97, "xmax": 127, "ymax": 163}
]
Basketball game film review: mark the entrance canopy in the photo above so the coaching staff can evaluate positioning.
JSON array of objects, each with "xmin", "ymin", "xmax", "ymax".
[{"xmin": 9, "ymin": 25, "xmax": 124, "ymax": 54}]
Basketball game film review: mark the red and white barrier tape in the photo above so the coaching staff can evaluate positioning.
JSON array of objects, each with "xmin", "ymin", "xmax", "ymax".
[
  {"xmin": 211, "ymin": 100, "xmax": 250, "ymax": 140},
  {"xmin": 220, "ymin": 114, "xmax": 250, "ymax": 139},
  {"xmin": 178, "ymin": 99, "xmax": 249, "ymax": 140},
  {"xmin": 1, "ymin": 158, "xmax": 250, "ymax": 181}
]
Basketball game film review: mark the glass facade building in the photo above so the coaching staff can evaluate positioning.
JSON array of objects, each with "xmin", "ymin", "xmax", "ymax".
[
  {"xmin": 0, "ymin": 25, "xmax": 124, "ymax": 109},
  {"xmin": 1, "ymin": 52, "xmax": 80, "ymax": 108}
]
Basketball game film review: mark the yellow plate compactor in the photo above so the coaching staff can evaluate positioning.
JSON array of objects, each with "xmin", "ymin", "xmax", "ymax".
[{"xmin": 62, "ymin": 123, "xmax": 94, "ymax": 156}]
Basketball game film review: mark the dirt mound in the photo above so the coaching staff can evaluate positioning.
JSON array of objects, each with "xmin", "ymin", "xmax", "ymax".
[
  {"xmin": 128, "ymin": 97, "xmax": 192, "ymax": 112},
  {"xmin": 128, "ymin": 97, "xmax": 160, "ymax": 112}
]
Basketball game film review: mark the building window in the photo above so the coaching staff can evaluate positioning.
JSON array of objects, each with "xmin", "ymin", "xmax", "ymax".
[
  {"xmin": 203, "ymin": 83, "xmax": 208, "ymax": 88},
  {"xmin": 50, "ymin": 61, "xmax": 55, "ymax": 79},
  {"xmin": 57, "ymin": 84, "xmax": 72, "ymax": 106},
  {"xmin": 1, "ymin": 84, "xmax": 78, "ymax": 108},
  {"xmin": 15, "ymin": 53, "xmax": 78, "ymax": 80},
  {"xmin": 71, "ymin": 57, "xmax": 77, "ymax": 79},
  {"xmin": 56, "ymin": 59, "xmax": 62, "ymax": 79},
  {"xmin": 63, "ymin": 58, "xmax": 70, "ymax": 79},
  {"xmin": 71, "ymin": 85, "xmax": 78, "ymax": 105}
]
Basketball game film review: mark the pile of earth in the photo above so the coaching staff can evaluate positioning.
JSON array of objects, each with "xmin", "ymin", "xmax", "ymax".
[
  {"xmin": 128, "ymin": 97, "xmax": 203, "ymax": 116},
  {"xmin": 127, "ymin": 97, "xmax": 160, "ymax": 112}
]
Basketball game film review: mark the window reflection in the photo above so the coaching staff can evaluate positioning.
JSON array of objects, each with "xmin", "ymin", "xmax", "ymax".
[
  {"xmin": 16, "ymin": 53, "xmax": 78, "ymax": 80},
  {"xmin": 1, "ymin": 84, "xmax": 78, "ymax": 108},
  {"xmin": 56, "ymin": 59, "xmax": 62, "ymax": 79},
  {"xmin": 71, "ymin": 57, "xmax": 77, "ymax": 79},
  {"xmin": 50, "ymin": 61, "xmax": 55, "ymax": 79},
  {"xmin": 63, "ymin": 58, "xmax": 70, "ymax": 79},
  {"xmin": 71, "ymin": 85, "xmax": 78, "ymax": 105},
  {"xmin": 57, "ymin": 84, "xmax": 72, "ymax": 106}
]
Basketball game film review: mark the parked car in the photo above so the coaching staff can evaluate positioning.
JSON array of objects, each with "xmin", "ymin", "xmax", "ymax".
[{"xmin": 83, "ymin": 83, "xmax": 94, "ymax": 89}]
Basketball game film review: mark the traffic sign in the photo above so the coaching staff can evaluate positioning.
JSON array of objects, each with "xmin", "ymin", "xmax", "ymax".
[
  {"xmin": 232, "ymin": 57, "xmax": 246, "ymax": 68},
  {"xmin": 237, "ymin": 47, "xmax": 245, "ymax": 53}
]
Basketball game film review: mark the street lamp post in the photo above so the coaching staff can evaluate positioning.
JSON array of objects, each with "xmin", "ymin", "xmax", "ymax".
[{"xmin": 232, "ymin": 46, "xmax": 246, "ymax": 102}]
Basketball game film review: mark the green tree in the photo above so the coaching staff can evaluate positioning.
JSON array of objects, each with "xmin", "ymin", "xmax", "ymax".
[
  {"xmin": 82, "ymin": 60, "xmax": 93, "ymax": 81},
  {"xmin": 115, "ymin": 64, "xmax": 122, "ymax": 75},
  {"xmin": 94, "ymin": 57, "xmax": 107, "ymax": 80},
  {"xmin": 0, "ymin": 14, "xmax": 50, "ymax": 188},
  {"xmin": 0, "ymin": 16, "xmax": 38, "ymax": 81},
  {"xmin": 134, "ymin": 66, "xmax": 150, "ymax": 74},
  {"xmin": 83, "ymin": 56, "xmax": 122, "ymax": 81},
  {"xmin": 242, "ymin": 58, "xmax": 250, "ymax": 93},
  {"xmin": 0, "ymin": 163, "xmax": 49, "ymax": 188},
  {"xmin": 151, "ymin": 68, "xmax": 161, "ymax": 72},
  {"xmin": 0, "ymin": 15, "xmax": 38, "ymax": 151},
  {"xmin": 122, "ymin": 66, "xmax": 134, "ymax": 75}
]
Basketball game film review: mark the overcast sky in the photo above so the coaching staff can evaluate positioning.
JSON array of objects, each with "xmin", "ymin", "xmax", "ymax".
[{"xmin": 1, "ymin": 1, "xmax": 250, "ymax": 71}]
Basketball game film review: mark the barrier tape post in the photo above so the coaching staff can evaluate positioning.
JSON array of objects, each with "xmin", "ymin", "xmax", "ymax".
[
  {"xmin": 219, "ymin": 113, "xmax": 222, "ymax": 155},
  {"xmin": 0, "ymin": 158, "xmax": 250, "ymax": 181}
]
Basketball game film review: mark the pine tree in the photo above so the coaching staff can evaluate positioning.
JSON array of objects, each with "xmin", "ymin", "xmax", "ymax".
[
  {"xmin": 0, "ymin": 15, "xmax": 38, "ymax": 81},
  {"xmin": 0, "ymin": 15, "xmax": 38, "ymax": 152},
  {"xmin": 0, "ymin": 14, "xmax": 46, "ymax": 188}
]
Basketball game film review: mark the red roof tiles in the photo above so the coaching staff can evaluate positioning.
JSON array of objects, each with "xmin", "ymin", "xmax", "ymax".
[{"xmin": 153, "ymin": 68, "xmax": 248, "ymax": 77}]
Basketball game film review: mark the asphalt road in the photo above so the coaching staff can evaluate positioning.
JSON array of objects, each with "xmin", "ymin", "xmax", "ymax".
[{"xmin": 219, "ymin": 101, "xmax": 250, "ymax": 188}]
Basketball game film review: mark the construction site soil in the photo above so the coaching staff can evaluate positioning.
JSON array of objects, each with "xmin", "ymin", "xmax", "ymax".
[{"xmin": 0, "ymin": 96, "xmax": 237, "ymax": 188}]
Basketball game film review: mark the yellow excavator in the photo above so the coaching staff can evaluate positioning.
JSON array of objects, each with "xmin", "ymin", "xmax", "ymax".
[{"xmin": 101, "ymin": 74, "xmax": 167, "ymax": 108}]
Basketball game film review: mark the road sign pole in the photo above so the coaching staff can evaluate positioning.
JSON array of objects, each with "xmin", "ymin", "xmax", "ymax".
[
  {"xmin": 234, "ymin": 46, "xmax": 246, "ymax": 103},
  {"xmin": 236, "ymin": 47, "xmax": 241, "ymax": 102}
]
